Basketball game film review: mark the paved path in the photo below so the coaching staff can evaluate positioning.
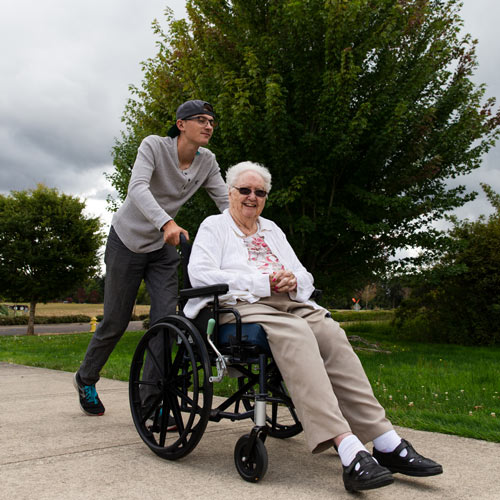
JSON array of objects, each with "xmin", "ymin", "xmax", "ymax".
[{"xmin": 1, "ymin": 362, "xmax": 499, "ymax": 499}]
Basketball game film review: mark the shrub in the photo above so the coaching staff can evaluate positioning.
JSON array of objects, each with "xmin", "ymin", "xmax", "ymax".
[
  {"xmin": 0, "ymin": 315, "xmax": 92, "ymax": 326},
  {"xmin": 395, "ymin": 185, "xmax": 500, "ymax": 346},
  {"xmin": 0, "ymin": 313, "xmax": 150, "ymax": 327},
  {"xmin": 330, "ymin": 310, "xmax": 395, "ymax": 323}
]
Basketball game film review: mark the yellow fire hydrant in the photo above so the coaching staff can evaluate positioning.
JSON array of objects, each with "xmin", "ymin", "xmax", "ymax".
[{"xmin": 90, "ymin": 317, "xmax": 97, "ymax": 333}]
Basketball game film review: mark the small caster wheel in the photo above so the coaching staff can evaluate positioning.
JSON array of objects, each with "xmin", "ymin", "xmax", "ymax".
[{"xmin": 234, "ymin": 434, "xmax": 268, "ymax": 482}]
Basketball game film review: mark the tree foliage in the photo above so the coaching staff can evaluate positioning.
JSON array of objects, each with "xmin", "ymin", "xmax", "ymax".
[
  {"xmin": 395, "ymin": 184, "xmax": 500, "ymax": 345},
  {"xmin": 0, "ymin": 185, "xmax": 104, "ymax": 334},
  {"xmin": 136, "ymin": 280, "xmax": 151, "ymax": 305},
  {"xmin": 109, "ymin": 0, "xmax": 500, "ymax": 296}
]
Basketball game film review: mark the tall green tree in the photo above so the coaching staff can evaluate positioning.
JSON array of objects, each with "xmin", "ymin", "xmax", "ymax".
[
  {"xmin": 0, "ymin": 185, "xmax": 104, "ymax": 334},
  {"xmin": 109, "ymin": 0, "xmax": 500, "ymax": 296},
  {"xmin": 395, "ymin": 184, "xmax": 500, "ymax": 345}
]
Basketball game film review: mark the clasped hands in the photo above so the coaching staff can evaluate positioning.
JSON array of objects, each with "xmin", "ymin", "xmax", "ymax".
[{"xmin": 269, "ymin": 270, "xmax": 297, "ymax": 293}]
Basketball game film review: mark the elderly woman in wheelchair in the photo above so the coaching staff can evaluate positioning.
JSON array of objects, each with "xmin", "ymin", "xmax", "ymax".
[{"xmin": 129, "ymin": 161, "xmax": 442, "ymax": 491}]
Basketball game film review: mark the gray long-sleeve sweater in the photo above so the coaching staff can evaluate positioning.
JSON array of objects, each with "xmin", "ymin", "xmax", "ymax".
[{"xmin": 112, "ymin": 135, "xmax": 229, "ymax": 253}]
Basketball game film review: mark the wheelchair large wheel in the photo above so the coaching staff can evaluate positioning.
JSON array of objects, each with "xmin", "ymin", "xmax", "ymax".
[
  {"xmin": 129, "ymin": 315, "xmax": 213, "ymax": 460},
  {"xmin": 237, "ymin": 362, "xmax": 302, "ymax": 439}
]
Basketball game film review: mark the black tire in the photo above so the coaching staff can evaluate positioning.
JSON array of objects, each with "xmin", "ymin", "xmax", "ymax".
[
  {"xmin": 237, "ymin": 363, "xmax": 302, "ymax": 439},
  {"xmin": 129, "ymin": 315, "xmax": 213, "ymax": 460},
  {"xmin": 234, "ymin": 434, "xmax": 268, "ymax": 483}
]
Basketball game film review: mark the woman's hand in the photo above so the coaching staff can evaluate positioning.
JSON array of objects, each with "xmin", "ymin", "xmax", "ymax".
[{"xmin": 270, "ymin": 270, "xmax": 297, "ymax": 294}]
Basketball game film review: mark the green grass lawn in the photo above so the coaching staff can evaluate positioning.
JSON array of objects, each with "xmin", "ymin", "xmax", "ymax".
[
  {"xmin": 344, "ymin": 322, "xmax": 500, "ymax": 442},
  {"xmin": 1, "ymin": 320, "xmax": 499, "ymax": 442}
]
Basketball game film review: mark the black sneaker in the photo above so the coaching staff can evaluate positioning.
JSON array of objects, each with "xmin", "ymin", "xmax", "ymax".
[
  {"xmin": 343, "ymin": 451, "xmax": 394, "ymax": 492},
  {"xmin": 73, "ymin": 373, "xmax": 105, "ymax": 416},
  {"xmin": 146, "ymin": 407, "xmax": 178, "ymax": 432},
  {"xmin": 373, "ymin": 439, "xmax": 443, "ymax": 477}
]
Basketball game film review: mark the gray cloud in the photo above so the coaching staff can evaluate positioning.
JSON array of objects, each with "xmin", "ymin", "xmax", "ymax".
[
  {"xmin": 0, "ymin": 0, "xmax": 186, "ymax": 199},
  {"xmin": 0, "ymin": 0, "xmax": 499, "ymax": 233},
  {"xmin": 458, "ymin": 1, "xmax": 500, "ymax": 220}
]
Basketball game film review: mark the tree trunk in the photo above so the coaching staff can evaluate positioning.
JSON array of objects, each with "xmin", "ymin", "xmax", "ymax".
[{"xmin": 26, "ymin": 301, "xmax": 36, "ymax": 335}]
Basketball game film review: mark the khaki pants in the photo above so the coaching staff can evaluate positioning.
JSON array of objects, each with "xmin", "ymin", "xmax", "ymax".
[{"xmin": 221, "ymin": 294, "xmax": 393, "ymax": 453}]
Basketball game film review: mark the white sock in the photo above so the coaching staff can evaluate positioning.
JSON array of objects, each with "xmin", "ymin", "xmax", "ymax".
[
  {"xmin": 373, "ymin": 430, "xmax": 407, "ymax": 457},
  {"xmin": 337, "ymin": 434, "xmax": 370, "ymax": 467}
]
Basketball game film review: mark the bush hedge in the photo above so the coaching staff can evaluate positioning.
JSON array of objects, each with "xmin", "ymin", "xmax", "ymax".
[
  {"xmin": 0, "ymin": 315, "xmax": 92, "ymax": 325},
  {"xmin": 0, "ymin": 309, "xmax": 391, "ymax": 327},
  {"xmin": 0, "ymin": 313, "xmax": 149, "ymax": 326},
  {"xmin": 330, "ymin": 310, "xmax": 394, "ymax": 323},
  {"xmin": 139, "ymin": 310, "xmax": 394, "ymax": 330}
]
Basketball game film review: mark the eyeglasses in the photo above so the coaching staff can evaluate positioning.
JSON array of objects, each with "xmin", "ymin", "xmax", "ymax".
[
  {"xmin": 183, "ymin": 116, "xmax": 218, "ymax": 128},
  {"xmin": 232, "ymin": 186, "xmax": 268, "ymax": 198}
]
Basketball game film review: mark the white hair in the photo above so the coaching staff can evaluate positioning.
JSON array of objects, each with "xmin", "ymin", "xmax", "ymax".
[{"xmin": 225, "ymin": 161, "xmax": 272, "ymax": 193}]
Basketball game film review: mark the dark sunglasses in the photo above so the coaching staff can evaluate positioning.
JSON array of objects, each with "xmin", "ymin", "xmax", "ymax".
[{"xmin": 233, "ymin": 186, "xmax": 268, "ymax": 198}]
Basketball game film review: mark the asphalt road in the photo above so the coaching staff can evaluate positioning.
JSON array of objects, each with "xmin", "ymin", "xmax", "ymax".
[{"xmin": 0, "ymin": 320, "xmax": 145, "ymax": 336}]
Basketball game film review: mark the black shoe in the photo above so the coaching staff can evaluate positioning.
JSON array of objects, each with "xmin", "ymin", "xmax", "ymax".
[
  {"xmin": 154, "ymin": 410, "xmax": 178, "ymax": 432},
  {"xmin": 73, "ymin": 373, "xmax": 105, "ymax": 416},
  {"xmin": 373, "ymin": 439, "xmax": 443, "ymax": 477},
  {"xmin": 143, "ymin": 405, "xmax": 178, "ymax": 432},
  {"xmin": 343, "ymin": 451, "xmax": 394, "ymax": 492},
  {"xmin": 165, "ymin": 414, "xmax": 178, "ymax": 431}
]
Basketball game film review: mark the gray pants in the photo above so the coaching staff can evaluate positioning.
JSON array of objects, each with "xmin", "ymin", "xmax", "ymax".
[{"xmin": 78, "ymin": 226, "xmax": 179, "ymax": 386}]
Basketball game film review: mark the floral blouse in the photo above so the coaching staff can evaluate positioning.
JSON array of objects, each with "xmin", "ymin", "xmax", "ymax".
[{"xmin": 243, "ymin": 233, "xmax": 285, "ymax": 274}]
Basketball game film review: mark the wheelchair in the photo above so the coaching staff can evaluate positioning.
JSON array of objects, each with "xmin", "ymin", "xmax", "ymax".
[{"xmin": 129, "ymin": 235, "xmax": 303, "ymax": 482}]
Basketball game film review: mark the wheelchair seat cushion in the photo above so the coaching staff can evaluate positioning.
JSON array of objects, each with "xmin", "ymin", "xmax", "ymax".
[{"xmin": 218, "ymin": 323, "xmax": 271, "ymax": 353}]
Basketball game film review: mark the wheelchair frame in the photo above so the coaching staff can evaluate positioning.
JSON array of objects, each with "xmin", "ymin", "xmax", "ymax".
[{"xmin": 129, "ymin": 238, "xmax": 302, "ymax": 482}]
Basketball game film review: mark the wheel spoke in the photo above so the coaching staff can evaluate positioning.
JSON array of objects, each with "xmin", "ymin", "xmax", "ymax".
[
  {"xmin": 140, "ymin": 393, "xmax": 163, "ymax": 424},
  {"xmin": 163, "ymin": 330, "xmax": 173, "ymax": 373},
  {"xmin": 166, "ymin": 391, "xmax": 186, "ymax": 436},
  {"xmin": 145, "ymin": 342, "xmax": 164, "ymax": 378},
  {"xmin": 270, "ymin": 402, "xmax": 278, "ymax": 430},
  {"xmin": 158, "ymin": 410, "xmax": 168, "ymax": 447},
  {"xmin": 169, "ymin": 384, "xmax": 194, "ymax": 406},
  {"xmin": 132, "ymin": 379, "xmax": 158, "ymax": 387},
  {"xmin": 168, "ymin": 343, "xmax": 186, "ymax": 381},
  {"xmin": 287, "ymin": 405, "xmax": 300, "ymax": 425},
  {"xmin": 169, "ymin": 385, "xmax": 207, "ymax": 416}
]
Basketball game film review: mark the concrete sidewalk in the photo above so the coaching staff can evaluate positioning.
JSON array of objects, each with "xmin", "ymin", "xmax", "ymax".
[{"xmin": 1, "ymin": 362, "xmax": 499, "ymax": 500}]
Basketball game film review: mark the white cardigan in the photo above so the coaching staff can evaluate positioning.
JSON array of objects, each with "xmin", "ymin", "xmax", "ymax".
[{"xmin": 183, "ymin": 209, "xmax": 324, "ymax": 318}]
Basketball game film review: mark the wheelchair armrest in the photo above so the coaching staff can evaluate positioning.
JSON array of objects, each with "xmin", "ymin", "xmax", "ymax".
[{"xmin": 180, "ymin": 283, "xmax": 229, "ymax": 299}]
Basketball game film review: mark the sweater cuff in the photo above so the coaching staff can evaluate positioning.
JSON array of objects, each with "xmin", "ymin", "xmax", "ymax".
[
  {"xmin": 158, "ymin": 217, "xmax": 172, "ymax": 232},
  {"xmin": 252, "ymin": 273, "xmax": 271, "ymax": 298}
]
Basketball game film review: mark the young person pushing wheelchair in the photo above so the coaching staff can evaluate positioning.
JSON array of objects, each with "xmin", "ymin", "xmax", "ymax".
[{"xmin": 74, "ymin": 100, "xmax": 229, "ymax": 416}]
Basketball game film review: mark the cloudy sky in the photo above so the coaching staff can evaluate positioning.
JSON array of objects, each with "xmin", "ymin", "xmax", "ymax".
[
  {"xmin": 1, "ymin": 1, "xmax": 499, "ymax": 254},
  {"xmin": 0, "ymin": 0, "xmax": 187, "ymax": 230}
]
